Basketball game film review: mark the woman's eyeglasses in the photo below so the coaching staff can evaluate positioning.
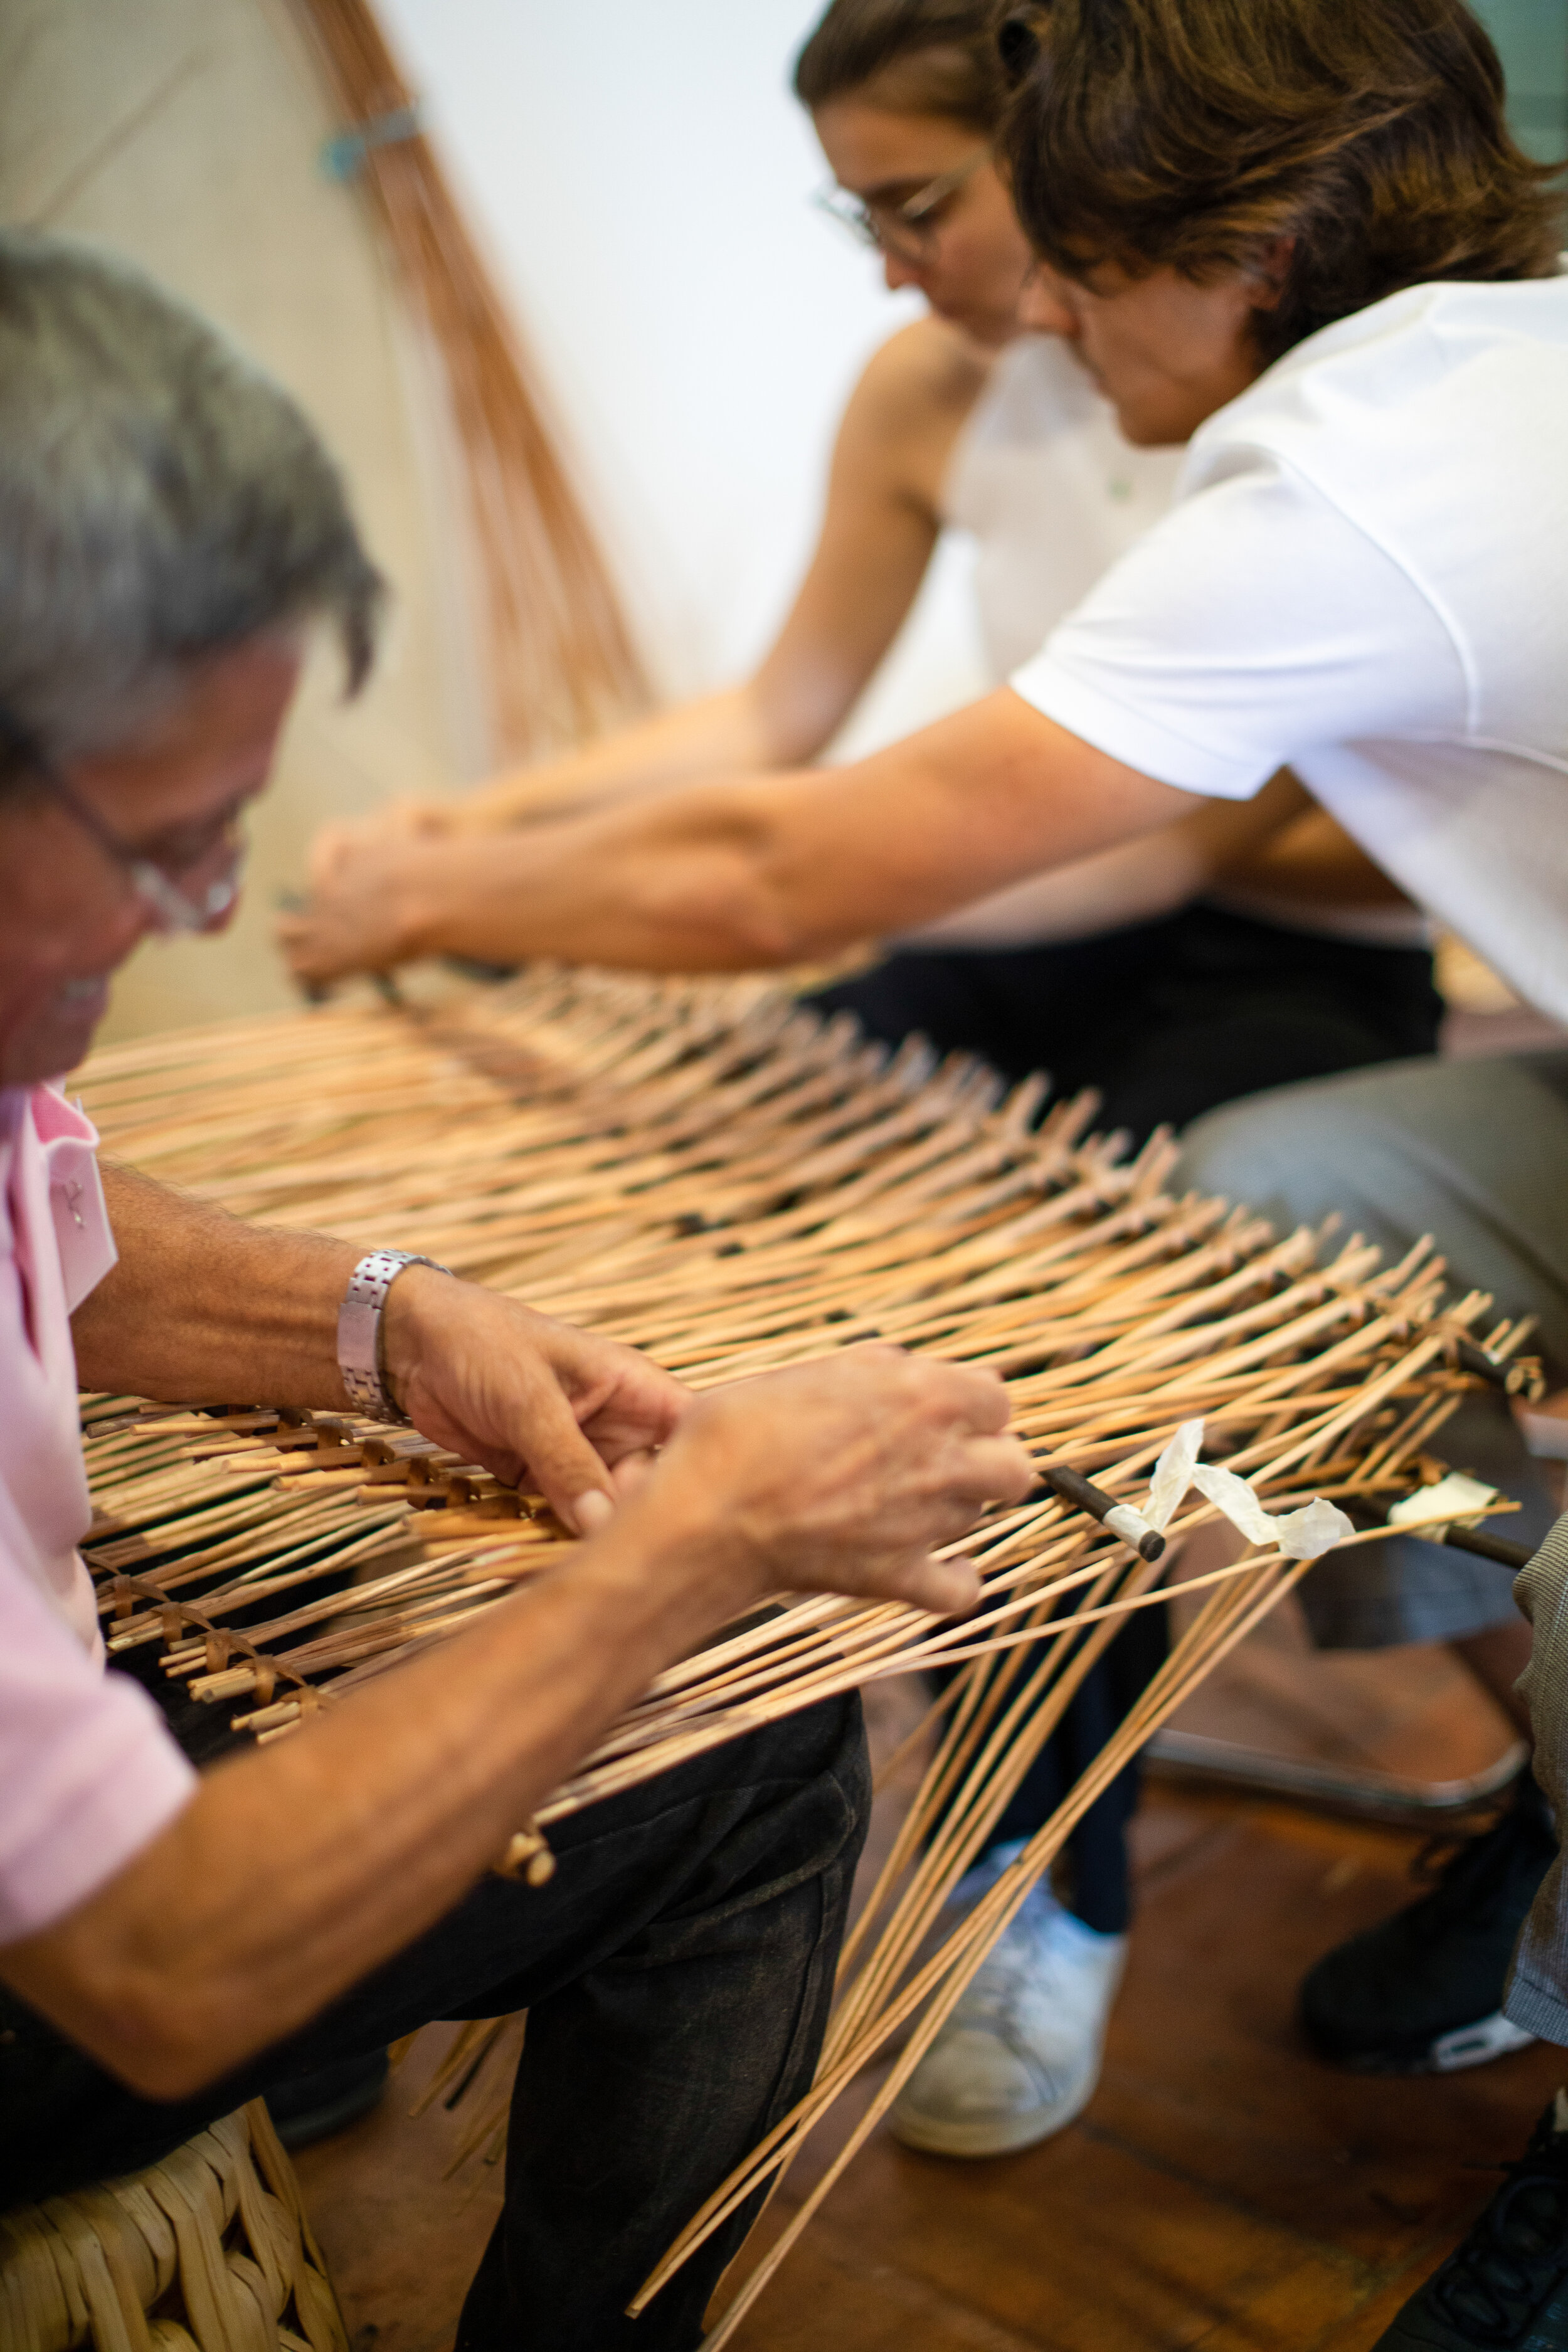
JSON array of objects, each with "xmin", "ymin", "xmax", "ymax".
[{"xmin": 813, "ymin": 151, "xmax": 989, "ymax": 263}]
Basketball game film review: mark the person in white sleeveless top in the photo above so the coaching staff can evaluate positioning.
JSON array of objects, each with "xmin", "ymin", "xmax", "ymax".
[
  {"xmin": 948, "ymin": 327, "xmax": 1178, "ymax": 669},
  {"xmin": 290, "ymin": 0, "xmax": 1455, "ymax": 2167},
  {"xmin": 307, "ymin": 8, "xmax": 1440, "ymax": 1150}
]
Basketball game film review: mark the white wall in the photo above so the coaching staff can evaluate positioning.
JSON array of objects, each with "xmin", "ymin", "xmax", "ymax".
[
  {"xmin": 378, "ymin": 0, "xmax": 988, "ymax": 744},
  {"xmin": 1, "ymin": 0, "xmax": 487, "ymax": 1042}
]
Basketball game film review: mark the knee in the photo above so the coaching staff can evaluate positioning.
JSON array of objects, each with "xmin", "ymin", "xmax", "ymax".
[
  {"xmin": 709, "ymin": 1703, "xmax": 869, "ymax": 1844},
  {"xmin": 1175, "ymin": 1089, "xmax": 1343, "ymax": 1229},
  {"xmin": 1174, "ymin": 1064, "xmax": 1412, "ymax": 1236},
  {"xmin": 795, "ymin": 1692, "xmax": 871, "ymax": 1822}
]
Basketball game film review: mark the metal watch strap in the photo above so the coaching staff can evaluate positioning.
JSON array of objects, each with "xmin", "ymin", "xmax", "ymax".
[{"xmin": 337, "ymin": 1249, "xmax": 450, "ymax": 1423}]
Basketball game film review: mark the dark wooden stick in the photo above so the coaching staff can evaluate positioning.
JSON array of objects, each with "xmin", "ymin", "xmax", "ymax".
[
  {"xmin": 1345, "ymin": 1496, "xmax": 1534, "ymax": 1571},
  {"xmin": 1454, "ymin": 1335, "xmax": 1544, "ymax": 1399},
  {"xmin": 1036, "ymin": 1461, "xmax": 1166, "ymax": 1562}
]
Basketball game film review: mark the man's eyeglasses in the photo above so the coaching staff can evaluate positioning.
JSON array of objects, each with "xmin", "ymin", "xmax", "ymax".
[
  {"xmin": 0, "ymin": 709, "xmax": 245, "ymax": 934},
  {"xmin": 813, "ymin": 150, "xmax": 989, "ymax": 262}
]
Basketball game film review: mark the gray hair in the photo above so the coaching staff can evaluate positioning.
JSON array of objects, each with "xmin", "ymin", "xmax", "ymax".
[{"xmin": 0, "ymin": 229, "xmax": 383, "ymax": 778}]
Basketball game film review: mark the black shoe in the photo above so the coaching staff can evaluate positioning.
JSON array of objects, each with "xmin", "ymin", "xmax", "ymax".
[
  {"xmin": 1301, "ymin": 1782, "xmax": 1554, "ymax": 2074},
  {"xmin": 1374, "ymin": 2094, "xmax": 1568, "ymax": 2349},
  {"xmin": 265, "ymin": 2049, "xmax": 390, "ymax": 2149}
]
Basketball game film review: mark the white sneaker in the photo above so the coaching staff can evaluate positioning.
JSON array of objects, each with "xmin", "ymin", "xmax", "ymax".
[{"xmin": 889, "ymin": 1853, "xmax": 1127, "ymax": 2158}]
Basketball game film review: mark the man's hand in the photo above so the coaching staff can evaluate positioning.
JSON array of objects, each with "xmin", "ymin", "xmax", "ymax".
[
  {"xmin": 278, "ymin": 694, "xmax": 1195, "ymax": 987},
  {"xmin": 641, "ymin": 1344, "xmax": 1034, "ymax": 1619},
  {"xmin": 14, "ymin": 1338, "xmax": 1023, "ymax": 2100},
  {"xmin": 383, "ymin": 1268, "xmax": 691, "ymax": 1534}
]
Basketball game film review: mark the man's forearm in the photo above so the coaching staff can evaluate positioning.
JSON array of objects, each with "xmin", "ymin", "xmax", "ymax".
[
  {"xmin": 337, "ymin": 692, "xmax": 1199, "ymax": 979},
  {"xmin": 72, "ymin": 1163, "xmax": 357, "ymax": 1408},
  {"xmin": 391, "ymin": 791, "xmax": 803, "ymax": 972},
  {"xmin": 8, "ymin": 1343, "xmax": 1027, "ymax": 2094},
  {"xmin": 75, "ymin": 1165, "xmax": 694, "ymax": 1539},
  {"xmin": 0, "ymin": 1489, "xmax": 745, "ymax": 2097}
]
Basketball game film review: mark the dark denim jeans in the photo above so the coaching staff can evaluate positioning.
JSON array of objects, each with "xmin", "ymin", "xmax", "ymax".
[{"xmin": 0, "ymin": 1695, "xmax": 869, "ymax": 2351}]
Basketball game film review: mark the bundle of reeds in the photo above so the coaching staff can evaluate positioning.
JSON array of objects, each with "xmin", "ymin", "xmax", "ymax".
[
  {"xmin": 75, "ymin": 969, "xmax": 1527, "ymax": 2339},
  {"xmin": 285, "ymin": 0, "xmax": 649, "ymax": 758}
]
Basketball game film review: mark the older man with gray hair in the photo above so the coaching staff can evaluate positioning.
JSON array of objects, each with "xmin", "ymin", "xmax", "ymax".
[{"xmin": 0, "ymin": 229, "xmax": 1032, "ymax": 2351}]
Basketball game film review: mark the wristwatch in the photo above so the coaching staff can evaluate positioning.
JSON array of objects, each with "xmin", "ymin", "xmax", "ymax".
[{"xmin": 336, "ymin": 1249, "xmax": 451, "ymax": 1422}]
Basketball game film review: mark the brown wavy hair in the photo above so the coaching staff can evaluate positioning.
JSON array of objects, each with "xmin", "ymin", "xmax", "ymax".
[
  {"xmin": 794, "ymin": 0, "xmax": 1012, "ymax": 132},
  {"xmin": 997, "ymin": 0, "xmax": 1565, "ymax": 360}
]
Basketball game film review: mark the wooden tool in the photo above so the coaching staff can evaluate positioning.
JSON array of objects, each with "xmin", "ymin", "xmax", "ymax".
[{"xmin": 1036, "ymin": 1460, "xmax": 1167, "ymax": 1561}]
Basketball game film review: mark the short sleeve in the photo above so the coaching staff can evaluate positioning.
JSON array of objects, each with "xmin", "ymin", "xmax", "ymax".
[
  {"xmin": 1008, "ymin": 456, "xmax": 1469, "ymax": 799},
  {"xmin": 0, "ymin": 1547, "xmax": 195, "ymax": 1944}
]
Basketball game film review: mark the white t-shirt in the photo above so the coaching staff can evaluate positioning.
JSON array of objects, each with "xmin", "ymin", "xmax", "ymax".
[
  {"xmin": 1010, "ymin": 276, "xmax": 1568, "ymax": 1016},
  {"xmin": 943, "ymin": 332, "xmax": 1183, "ymax": 677}
]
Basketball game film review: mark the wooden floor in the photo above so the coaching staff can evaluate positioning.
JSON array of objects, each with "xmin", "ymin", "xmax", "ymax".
[
  {"xmin": 726, "ymin": 1789, "xmax": 1560, "ymax": 2352},
  {"xmin": 1159, "ymin": 1570, "xmax": 1528, "ymax": 1803},
  {"xmin": 293, "ymin": 1612, "xmax": 1562, "ymax": 2352}
]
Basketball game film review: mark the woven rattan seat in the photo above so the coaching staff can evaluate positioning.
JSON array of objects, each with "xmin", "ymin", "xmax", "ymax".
[{"xmin": 0, "ymin": 2099, "xmax": 347, "ymax": 2352}]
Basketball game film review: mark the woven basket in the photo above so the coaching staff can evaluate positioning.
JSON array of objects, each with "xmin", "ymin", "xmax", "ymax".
[{"xmin": 0, "ymin": 2099, "xmax": 347, "ymax": 2352}]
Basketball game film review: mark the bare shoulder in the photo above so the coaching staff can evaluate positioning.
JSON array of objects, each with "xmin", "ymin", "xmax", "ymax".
[
  {"xmin": 839, "ymin": 318, "xmax": 993, "ymax": 511},
  {"xmin": 847, "ymin": 317, "xmax": 990, "ymax": 436}
]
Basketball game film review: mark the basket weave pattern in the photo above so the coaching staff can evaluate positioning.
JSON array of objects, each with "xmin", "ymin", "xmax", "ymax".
[{"xmin": 0, "ymin": 2099, "xmax": 347, "ymax": 2352}]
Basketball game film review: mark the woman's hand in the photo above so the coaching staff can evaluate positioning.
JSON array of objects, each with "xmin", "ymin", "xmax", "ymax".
[
  {"xmin": 382, "ymin": 1269, "xmax": 692, "ymax": 1533},
  {"xmin": 355, "ymin": 797, "xmax": 461, "ymax": 844},
  {"xmin": 643, "ymin": 1343, "xmax": 1034, "ymax": 1618},
  {"xmin": 278, "ymin": 820, "xmax": 433, "ymax": 985},
  {"xmin": 280, "ymin": 800, "xmax": 489, "ymax": 984}
]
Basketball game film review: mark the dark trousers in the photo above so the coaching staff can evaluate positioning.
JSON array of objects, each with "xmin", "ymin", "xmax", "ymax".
[
  {"xmin": 807, "ymin": 904, "xmax": 1443, "ymax": 1152},
  {"xmin": 810, "ymin": 906, "xmax": 1443, "ymax": 1929},
  {"xmin": 929, "ymin": 1598, "xmax": 1168, "ymax": 1936},
  {"xmin": 0, "ymin": 1697, "xmax": 869, "ymax": 2351}
]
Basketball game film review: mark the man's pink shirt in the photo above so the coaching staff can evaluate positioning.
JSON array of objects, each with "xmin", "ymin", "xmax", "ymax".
[{"xmin": 0, "ymin": 1084, "xmax": 194, "ymax": 1944}]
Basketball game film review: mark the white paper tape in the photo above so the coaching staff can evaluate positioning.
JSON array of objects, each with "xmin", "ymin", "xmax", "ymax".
[
  {"xmin": 1118, "ymin": 1417, "xmax": 1352, "ymax": 1560},
  {"xmin": 1386, "ymin": 1470, "xmax": 1498, "ymax": 1544},
  {"xmin": 1104, "ymin": 1503, "xmax": 1157, "ymax": 1547}
]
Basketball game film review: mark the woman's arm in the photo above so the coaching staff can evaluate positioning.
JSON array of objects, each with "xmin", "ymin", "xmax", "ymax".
[
  {"xmin": 1216, "ymin": 806, "xmax": 1414, "ymax": 908},
  {"xmin": 393, "ymin": 320, "xmax": 985, "ymax": 835}
]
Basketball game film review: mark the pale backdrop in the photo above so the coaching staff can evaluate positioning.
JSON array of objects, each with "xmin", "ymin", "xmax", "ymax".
[
  {"xmin": 377, "ymin": 0, "xmax": 985, "ymax": 749},
  {"xmin": 2, "ymin": 0, "xmax": 982, "ymax": 1041},
  {"xmin": 1, "ymin": 0, "xmax": 502, "ymax": 1039}
]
